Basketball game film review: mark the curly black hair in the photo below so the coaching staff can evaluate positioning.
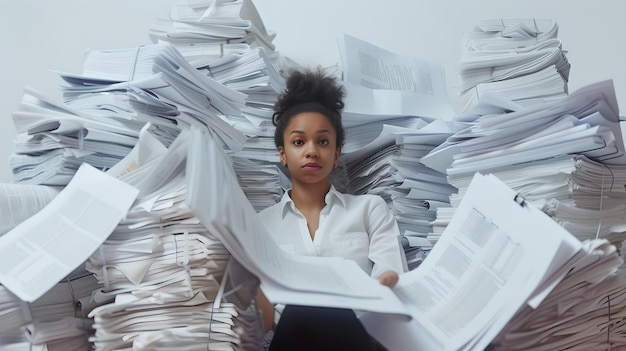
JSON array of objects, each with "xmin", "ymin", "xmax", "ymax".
[{"xmin": 272, "ymin": 68, "xmax": 346, "ymax": 150}]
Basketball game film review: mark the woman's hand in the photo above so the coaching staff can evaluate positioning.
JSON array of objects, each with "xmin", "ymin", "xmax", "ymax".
[{"xmin": 376, "ymin": 270, "xmax": 399, "ymax": 288}]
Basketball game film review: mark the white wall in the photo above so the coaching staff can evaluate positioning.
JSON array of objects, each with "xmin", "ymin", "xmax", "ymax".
[{"xmin": 2, "ymin": 0, "xmax": 625, "ymax": 182}]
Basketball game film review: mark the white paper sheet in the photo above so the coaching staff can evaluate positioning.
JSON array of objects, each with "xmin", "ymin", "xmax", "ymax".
[
  {"xmin": 362, "ymin": 173, "xmax": 581, "ymax": 350},
  {"xmin": 338, "ymin": 34, "xmax": 455, "ymax": 121},
  {"xmin": 0, "ymin": 163, "xmax": 139, "ymax": 302}
]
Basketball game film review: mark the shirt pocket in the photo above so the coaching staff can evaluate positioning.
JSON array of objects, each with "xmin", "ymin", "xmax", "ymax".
[{"xmin": 331, "ymin": 232, "xmax": 370, "ymax": 263}]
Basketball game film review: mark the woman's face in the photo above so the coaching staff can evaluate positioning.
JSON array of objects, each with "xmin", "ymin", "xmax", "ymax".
[{"xmin": 278, "ymin": 112, "xmax": 339, "ymax": 187}]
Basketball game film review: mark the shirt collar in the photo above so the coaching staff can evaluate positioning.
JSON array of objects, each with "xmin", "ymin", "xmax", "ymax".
[
  {"xmin": 278, "ymin": 185, "xmax": 347, "ymax": 218},
  {"xmin": 325, "ymin": 185, "xmax": 347, "ymax": 208}
]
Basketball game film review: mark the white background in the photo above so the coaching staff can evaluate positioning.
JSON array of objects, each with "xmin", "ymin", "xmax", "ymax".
[{"xmin": 1, "ymin": 0, "xmax": 625, "ymax": 182}]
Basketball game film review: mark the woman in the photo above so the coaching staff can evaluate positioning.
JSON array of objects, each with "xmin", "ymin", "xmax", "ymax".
[{"xmin": 257, "ymin": 68, "xmax": 404, "ymax": 350}]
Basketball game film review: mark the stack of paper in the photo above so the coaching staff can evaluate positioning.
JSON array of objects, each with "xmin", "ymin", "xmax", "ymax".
[
  {"xmin": 89, "ymin": 292, "xmax": 262, "ymax": 351},
  {"xmin": 58, "ymin": 80, "xmax": 181, "ymax": 148},
  {"xmin": 569, "ymin": 155, "xmax": 626, "ymax": 207},
  {"xmin": 231, "ymin": 155, "xmax": 283, "ymax": 211},
  {"xmin": 542, "ymin": 196, "xmax": 626, "ymax": 244},
  {"xmin": 0, "ymin": 272, "xmax": 101, "ymax": 351},
  {"xmin": 233, "ymin": 128, "xmax": 279, "ymax": 163},
  {"xmin": 195, "ymin": 47, "xmax": 285, "ymax": 136},
  {"xmin": 9, "ymin": 87, "xmax": 144, "ymax": 185},
  {"xmin": 341, "ymin": 117, "xmax": 430, "ymax": 158},
  {"xmin": 0, "ymin": 285, "xmax": 28, "ymax": 346},
  {"xmin": 86, "ymin": 230, "xmax": 230, "ymax": 301},
  {"xmin": 427, "ymin": 80, "xmax": 626, "ymax": 245},
  {"xmin": 340, "ymin": 118, "xmax": 427, "ymax": 197},
  {"xmin": 10, "ymin": 38, "xmax": 255, "ymax": 184},
  {"xmin": 390, "ymin": 126, "xmax": 456, "ymax": 269},
  {"xmin": 231, "ymin": 129, "xmax": 286, "ymax": 211},
  {"xmin": 457, "ymin": 18, "xmax": 571, "ymax": 112},
  {"xmin": 344, "ymin": 143, "xmax": 400, "ymax": 196},
  {"xmin": 82, "ymin": 127, "xmax": 263, "ymax": 350},
  {"xmin": 66, "ymin": 43, "xmax": 285, "ymax": 211},
  {"xmin": 341, "ymin": 119, "xmax": 454, "ymax": 227},
  {"xmin": 148, "ymin": 0, "xmax": 277, "ymax": 66},
  {"xmin": 196, "ymin": 47, "xmax": 287, "ymax": 209},
  {"xmin": 391, "ymin": 129, "xmax": 455, "ymax": 228},
  {"xmin": 491, "ymin": 239, "xmax": 626, "ymax": 350},
  {"xmin": 147, "ymin": 0, "xmax": 287, "ymax": 211},
  {"xmin": 58, "ymin": 42, "xmax": 248, "ymax": 151}
]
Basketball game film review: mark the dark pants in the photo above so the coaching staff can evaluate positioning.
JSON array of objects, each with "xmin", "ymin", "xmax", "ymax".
[{"xmin": 269, "ymin": 305, "xmax": 381, "ymax": 351}]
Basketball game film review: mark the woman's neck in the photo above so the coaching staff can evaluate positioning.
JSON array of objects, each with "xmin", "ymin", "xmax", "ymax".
[{"xmin": 289, "ymin": 181, "xmax": 330, "ymax": 212}]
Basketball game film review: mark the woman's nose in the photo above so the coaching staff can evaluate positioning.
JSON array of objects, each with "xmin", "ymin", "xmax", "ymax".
[{"xmin": 305, "ymin": 144, "xmax": 319, "ymax": 157}]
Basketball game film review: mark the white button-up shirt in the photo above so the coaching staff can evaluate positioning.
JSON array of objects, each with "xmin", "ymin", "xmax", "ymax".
[{"xmin": 258, "ymin": 186, "xmax": 404, "ymax": 278}]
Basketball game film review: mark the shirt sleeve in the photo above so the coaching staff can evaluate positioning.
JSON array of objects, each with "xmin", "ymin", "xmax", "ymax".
[{"xmin": 366, "ymin": 195, "xmax": 406, "ymax": 278}]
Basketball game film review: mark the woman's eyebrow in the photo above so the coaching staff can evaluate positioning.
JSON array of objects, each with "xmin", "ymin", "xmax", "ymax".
[{"xmin": 288, "ymin": 129, "xmax": 331, "ymax": 134}]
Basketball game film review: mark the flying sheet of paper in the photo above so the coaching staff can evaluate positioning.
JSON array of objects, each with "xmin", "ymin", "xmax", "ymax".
[
  {"xmin": 0, "ymin": 163, "xmax": 139, "ymax": 302},
  {"xmin": 361, "ymin": 173, "xmax": 581, "ymax": 350},
  {"xmin": 338, "ymin": 33, "xmax": 455, "ymax": 122}
]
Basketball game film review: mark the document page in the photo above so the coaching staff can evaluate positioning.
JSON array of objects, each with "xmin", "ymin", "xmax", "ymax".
[
  {"xmin": 338, "ymin": 34, "xmax": 454, "ymax": 120},
  {"xmin": 0, "ymin": 183, "xmax": 60, "ymax": 236},
  {"xmin": 362, "ymin": 173, "xmax": 581, "ymax": 350},
  {"xmin": 0, "ymin": 163, "xmax": 139, "ymax": 302}
]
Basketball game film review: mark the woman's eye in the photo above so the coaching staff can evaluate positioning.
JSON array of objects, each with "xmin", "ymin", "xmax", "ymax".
[
  {"xmin": 319, "ymin": 139, "xmax": 329, "ymax": 145},
  {"xmin": 292, "ymin": 140, "xmax": 303, "ymax": 146}
]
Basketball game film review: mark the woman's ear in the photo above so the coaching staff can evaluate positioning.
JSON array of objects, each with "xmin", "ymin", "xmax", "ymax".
[
  {"xmin": 334, "ymin": 148, "xmax": 340, "ymax": 167},
  {"xmin": 278, "ymin": 146, "xmax": 287, "ymax": 167}
]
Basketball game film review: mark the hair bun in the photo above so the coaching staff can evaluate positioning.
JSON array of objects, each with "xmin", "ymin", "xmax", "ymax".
[{"xmin": 274, "ymin": 68, "xmax": 345, "ymax": 121}]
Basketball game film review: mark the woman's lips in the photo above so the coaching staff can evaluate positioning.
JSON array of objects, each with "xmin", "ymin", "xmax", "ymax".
[{"xmin": 302, "ymin": 163, "xmax": 321, "ymax": 171}]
